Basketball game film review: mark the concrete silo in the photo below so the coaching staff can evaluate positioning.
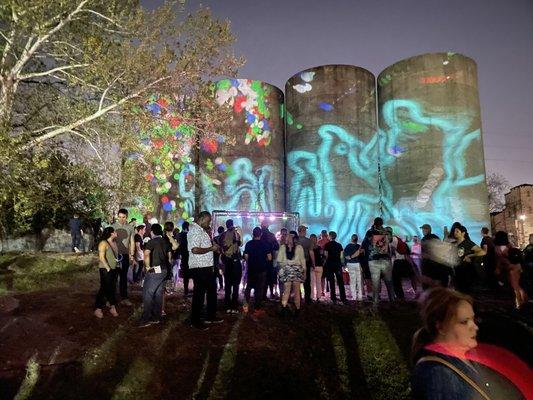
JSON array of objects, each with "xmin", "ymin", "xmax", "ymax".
[
  {"xmin": 377, "ymin": 52, "xmax": 490, "ymax": 240},
  {"xmin": 285, "ymin": 65, "xmax": 378, "ymax": 242},
  {"xmin": 200, "ymin": 79, "xmax": 285, "ymax": 213}
]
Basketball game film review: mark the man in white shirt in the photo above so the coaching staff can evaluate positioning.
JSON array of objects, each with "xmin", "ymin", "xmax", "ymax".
[{"xmin": 187, "ymin": 211, "xmax": 223, "ymax": 330}]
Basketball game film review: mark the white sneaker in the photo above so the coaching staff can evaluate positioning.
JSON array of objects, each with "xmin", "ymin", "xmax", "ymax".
[{"xmin": 74, "ymin": 247, "xmax": 81, "ymax": 253}]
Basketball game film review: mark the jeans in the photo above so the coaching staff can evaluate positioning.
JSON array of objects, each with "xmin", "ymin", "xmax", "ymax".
[
  {"xmin": 95, "ymin": 268, "xmax": 117, "ymax": 309},
  {"xmin": 310, "ymin": 266, "xmax": 323, "ymax": 300},
  {"xmin": 223, "ymin": 257, "xmax": 242, "ymax": 310},
  {"xmin": 369, "ymin": 258, "xmax": 395, "ymax": 304},
  {"xmin": 265, "ymin": 261, "xmax": 278, "ymax": 298},
  {"xmin": 303, "ymin": 263, "xmax": 312, "ymax": 303},
  {"xmin": 347, "ymin": 263, "xmax": 363, "ymax": 300},
  {"xmin": 133, "ymin": 260, "xmax": 144, "ymax": 283},
  {"xmin": 117, "ymin": 255, "xmax": 130, "ymax": 300},
  {"xmin": 141, "ymin": 271, "xmax": 166, "ymax": 323},
  {"xmin": 392, "ymin": 259, "xmax": 417, "ymax": 299},
  {"xmin": 244, "ymin": 272, "xmax": 266, "ymax": 310},
  {"xmin": 189, "ymin": 266, "xmax": 217, "ymax": 324},
  {"xmin": 325, "ymin": 267, "xmax": 346, "ymax": 302},
  {"xmin": 71, "ymin": 232, "xmax": 82, "ymax": 251}
]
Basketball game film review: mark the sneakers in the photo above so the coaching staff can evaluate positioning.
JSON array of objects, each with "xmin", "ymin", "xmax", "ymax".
[
  {"xmin": 74, "ymin": 247, "xmax": 81, "ymax": 253},
  {"xmin": 204, "ymin": 317, "xmax": 224, "ymax": 324},
  {"xmin": 121, "ymin": 299, "xmax": 133, "ymax": 306},
  {"xmin": 94, "ymin": 308, "xmax": 104, "ymax": 319}
]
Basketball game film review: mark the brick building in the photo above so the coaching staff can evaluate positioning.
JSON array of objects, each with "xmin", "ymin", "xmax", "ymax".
[{"xmin": 490, "ymin": 184, "xmax": 533, "ymax": 247}]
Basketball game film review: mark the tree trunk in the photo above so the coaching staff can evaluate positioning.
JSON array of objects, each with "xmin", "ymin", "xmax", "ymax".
[{"xmin": 0, "ymin": 76, "xmax": 16, "ymax": 131}]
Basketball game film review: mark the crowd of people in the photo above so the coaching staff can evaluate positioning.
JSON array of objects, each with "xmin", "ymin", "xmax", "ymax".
[
  {"xmin": 87, "ymin": 208, "xmax": 532, "ymax": 398},
  {"xmin": 89, "ymin": 209, "xmax": 533, "ymax": 327}
]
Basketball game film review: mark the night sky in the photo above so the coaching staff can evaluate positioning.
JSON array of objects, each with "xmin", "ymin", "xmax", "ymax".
[{"xmin": 143, "ymin": 0, "xmax": 533, "ymax": 187}]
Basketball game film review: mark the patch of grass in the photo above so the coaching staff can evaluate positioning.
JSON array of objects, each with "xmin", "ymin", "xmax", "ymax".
[
  {"xmin": 111, "ymin": 358, "xmax": 155, "ymax": 400},
  {"xmin": 14, "ymin": 355, "xmax": 40, "ymax": 400},
  {"xmin": 0, "ymin": 253, "xmax": 97, "ymax": 294},
  {"xmin": 353, "ymin": 313, "xmax": 411, "ymax": 400}
]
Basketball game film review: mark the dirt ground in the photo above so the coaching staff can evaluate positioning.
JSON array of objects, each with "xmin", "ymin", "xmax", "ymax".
[{"xmin": 1, "ymin": 253, "xmax": 532, "ymax": 400}]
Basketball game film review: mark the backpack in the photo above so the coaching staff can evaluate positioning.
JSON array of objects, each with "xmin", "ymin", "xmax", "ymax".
[{"xmin": 395, "ymin": 236, "xmax": 410, "ymax": 255}]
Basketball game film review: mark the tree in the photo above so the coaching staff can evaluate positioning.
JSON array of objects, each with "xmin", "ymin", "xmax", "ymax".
[
  {"xmin": 486, "ymin": 172, "xmax": 510, "ymax": 213},
  {"xmin": 0, "ymin": 0, "xmax": 242, "ymax": 235}
]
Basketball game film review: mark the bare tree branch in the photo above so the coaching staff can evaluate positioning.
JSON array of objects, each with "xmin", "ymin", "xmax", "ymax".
[
  {"xmin": 18, "ymin": 63, "xmax": 89, "ymax": 81},
  {"xmin": 78, "ymin": 8, "xmax": 124, "ymax": 28},
  {"xmin": 11, "ymin": 0, "xmax": 90, "ymax": 79},
  {"xmin": 22, "ymin": 75, "xmax": 171, "ymax": 148},
  {"xmin": 99, "ymin": 72, "xmax": 125, "ymax": 111}
]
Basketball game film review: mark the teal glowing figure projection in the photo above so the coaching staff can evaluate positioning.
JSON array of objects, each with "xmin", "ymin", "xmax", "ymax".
[
  {"xmin": 201, "ymin": 79, "xmax": 285, "ymax": 212},
  {"xmin": 378, "ymin": 53, "xmax": 489, "ymax": 241},
  {"xmin": 285, "ymin": 65, "xmax": 379, "ymax": 243},
  {"xmin": 286, "ymin": 57, "xmax": 489, "ymax": 244}
]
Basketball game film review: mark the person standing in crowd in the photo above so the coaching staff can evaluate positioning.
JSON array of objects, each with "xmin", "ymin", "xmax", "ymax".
[
  {"xmin": 480, "ymin": 227, "xmax": 497, "ymax": 290},
  {"xmin": 363, "ymin": 217, "xmax": 395, "ymax": 306},
  {"xmin": 310, "ymin": 234, "xmax": 323, "ymax": 301},
  {"xmin": 345, "ymin": 234, "xmax": 364, "ymax": 301},
  {"xmin": 411, "ymin": 235, "xmax": 422, "ymax": 274},
  {"xmin": 142, "ymin": 212, "xmax": 153, "ymax": 239},
  {"xmin": 261, "ymin": 221, "xmax": 280, "ymax": 300},
  {"xmin": 178, "ymin": 221, "xmax": 190, "ymax": 297},
  {"xmin": 162, "ymin": 221, "xmax": 179, "ymax": 315},
  {"xmin": 411, "ymin": 287, "xmax": 528, "ymax": 400},
  {"xmin": 523, "ymin": 233, "xmax": 533, "ymax": 296},
  {"xmin": 220, "ymin": 219, "xmax": 242, "ymax": 314},
  {"xmin": 318, "ymin": 230, "xmax": 330, "ymax": 295},
  {"xmin": 69, "ymin": 213, "xmax": 83, "ymax": 253},
  {"xmin": 494, "ymin": 231, "xmax": 528, "ymax": 309},
  {"xmin": 323, "ymin": 231, "xmax": 348, "ymax": 304},
  {"xmin": 243, "ymin": 227, "xmax": 272, "ymax": 315},
  {"xmin": 318, "ymin": 230, "xmax": 330, "ymax": 249},
  {"xmin": 188, "ymin": 211, "xmax": 223, "ymax": 330},
  {"xmin": 298, "ymin": 225, "xmax": 316, "ymax": 305},
  {"xmin": 112, "ymin": 208, "xmax": 135, "ymax": 306},
  {"xmin": 91, "ymin": 218, "xmax": 102, "ymax": 251},
  {"xmin": 133, "ymin": 225, "xmax": 146, "ymax": 283},
  {"xmin": 389, "ymin": 228, "xmax": 418, "ymax": 300},
  {"xmin": 94, "ymin": 227, "xmax": 119, "ymax": 319},
  {"xmin": 277, "ymin": 231, "xmax": 306, "ymax": 317},
  {"xmin": 140, "ymin": 223, "xmax": 171, "ymax": 327},
  {"xmin": 420, "ymin": 224, "xmax": 449, "ymax": 288},
  {"xmin": 453, "ymin": 225, "xmax": 486, "ymax": 293},
  {"xmin": 213, "ymin": 226, "xmax": 225, "ymax": 292}
]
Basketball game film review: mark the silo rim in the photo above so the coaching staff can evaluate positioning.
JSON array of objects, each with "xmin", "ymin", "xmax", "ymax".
[
  {"xmin": 285, "ymin": 64, "xmax": 375, "ymax": 84},
  {"xmin": 213, "ymin": 77, "xmax": 283, "ymax": 93},
  {"xmin": 378, "ymin": 51, "xmax": 477, "ymax": 77}
]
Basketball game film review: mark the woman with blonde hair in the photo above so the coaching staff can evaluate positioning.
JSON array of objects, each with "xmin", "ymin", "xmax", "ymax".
[
  {"xmin": 411, "ymin": 287, "xmax": 528, "ymax": 399},
  {"xmin": 277, "ymin": 230, "xmax": 306, "ymax": 317}
]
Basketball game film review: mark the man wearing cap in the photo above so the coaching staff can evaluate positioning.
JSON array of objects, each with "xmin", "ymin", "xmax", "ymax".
[{"xmin": 297, "ymin": 225, "xmax": 316, "ymax": 304}]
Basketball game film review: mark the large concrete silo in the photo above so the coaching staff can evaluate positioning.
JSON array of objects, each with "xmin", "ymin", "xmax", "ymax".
[
  {"xmin": 377, "ymin": 52, "xmax": 490, "ymax": 240},
  {"xmin": 285, "ymin": 65, "xmax": 378, "ymax": 242},
  {"xmin": 200, "ymin": 79, "xmax": 285, "ymax": 213}
]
